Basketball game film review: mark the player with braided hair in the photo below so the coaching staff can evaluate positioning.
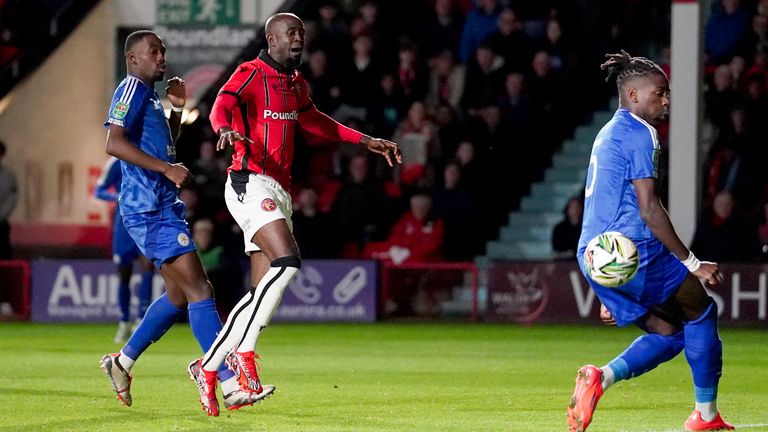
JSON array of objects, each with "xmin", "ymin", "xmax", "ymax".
[{"xmin": 566, "ymin": 50, "xmax": 734, "ymax": 432}]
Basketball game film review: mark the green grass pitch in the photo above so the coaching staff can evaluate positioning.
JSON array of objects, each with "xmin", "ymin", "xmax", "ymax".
[{"xmin": 0, "ymin": 322, "xmax": 766, "ymax": 431}]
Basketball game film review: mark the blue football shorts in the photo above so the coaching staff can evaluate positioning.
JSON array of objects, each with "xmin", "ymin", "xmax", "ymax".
[
  {"xmin": 580, "ymin": 238, "xmax": 689, "ymax": 327},
  {"xmin": 122, "ymin": 201, "xmax": 196, "ymax": 268}
]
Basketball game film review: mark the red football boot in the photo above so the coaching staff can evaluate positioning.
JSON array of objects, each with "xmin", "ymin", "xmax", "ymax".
[
  {"xmin": 566, "ymin": 365, "xmax": 604, "ymax": 432},
  {"xmin": 684, "ymin": 410, "xmax": 735, "ymax": 431}
]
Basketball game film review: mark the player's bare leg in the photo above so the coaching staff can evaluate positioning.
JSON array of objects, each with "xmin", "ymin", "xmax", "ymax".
[{"xmin": 159, "ymin": 252, "xmax": 214, "ymax": 303}]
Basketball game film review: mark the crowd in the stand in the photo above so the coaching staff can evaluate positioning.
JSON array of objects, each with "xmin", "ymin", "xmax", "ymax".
[
  {"xmin": 696, "ymin": 0, "xmax": 768, "ymax": 262},
  {"xmin": 182, "ymin": 0, "xmax": 665, "ymax": 267}
]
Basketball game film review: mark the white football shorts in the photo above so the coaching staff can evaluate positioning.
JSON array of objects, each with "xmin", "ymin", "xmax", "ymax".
[{"xmin": 225, "ymin": 172, "xmax": 293, "ymax": 254}]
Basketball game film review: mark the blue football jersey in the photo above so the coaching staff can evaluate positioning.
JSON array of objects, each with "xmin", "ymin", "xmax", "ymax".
[
  {"xmin": 578, "ymin": 108, "xmax": 660, "ymax": 253},
  {"xmin": 104, "ymin": 75, "xmax": 178, "ymax": 215}
]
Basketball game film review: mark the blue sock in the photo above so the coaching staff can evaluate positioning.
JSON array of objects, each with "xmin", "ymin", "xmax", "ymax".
[
  {"xmin": 684, "ymin": 302, "xmax": 722, "ymax": 392},
  {"xmin": 694, "ymin": 384, "xmax": 718, "ymax": 403},
  {"xmin": 611, "ymin": 331, "xmax": 685, "ymax": 383},
  {"xmin": 117, "ymin": 277, "xmax": 131, "ymax": 322},
  {"xmin": 137, "ymin": 271, "xmax": 153, "ymax": 319},
  {"xmin": 123, "ymin": 293, "xmax": 183, "ymax": 360},
  {"xmin": 187, "ymin": 298, "xmax": 234, "ymax": 381}
]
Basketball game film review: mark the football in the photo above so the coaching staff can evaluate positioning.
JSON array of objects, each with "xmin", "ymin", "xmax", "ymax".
[{"xmin": 584, "ymin": 231, "xmax": 639, "ymax": 287}]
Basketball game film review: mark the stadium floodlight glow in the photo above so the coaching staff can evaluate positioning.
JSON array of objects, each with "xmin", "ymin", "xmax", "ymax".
[{"xmin": 183, "ymin": 108, "xmax": 199, "ymax": 125}]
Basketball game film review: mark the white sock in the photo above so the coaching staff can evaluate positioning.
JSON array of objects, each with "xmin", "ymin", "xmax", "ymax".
[
  {"xmin": 200, "ymin": 263, "xmax": 298, "ymax": 372},
  {"xmin": 600, "ymin": 366, "xmax": 615, "ymax": 391},
  {"xmin": 200, "ymin": 290, "xmax": 256, "ymax": 372},
  {"xmin": 237, "ymin": 265, "xmax": 296, "ymax": 351},
  {"xmin": 696, "ymin": 401, "xmax": 717, "ymax": 421},
  {"xmin": 220, "ymin": 376, "xmax": 239, "ymax": 395},
  {"xmin": 118, "ymin": 350, "xmax": 135, "ymax": 371}
]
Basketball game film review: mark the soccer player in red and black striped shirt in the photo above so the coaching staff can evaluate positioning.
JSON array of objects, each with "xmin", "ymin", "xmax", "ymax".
[{"xmin": 187, "ymin": 13, "xmax": 402, "ymax": 414}]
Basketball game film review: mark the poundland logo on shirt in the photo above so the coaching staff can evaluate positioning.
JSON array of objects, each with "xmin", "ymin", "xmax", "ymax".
[{"xmin": 263, "ymin": 109, "xmax": 298, "ymax": 120}]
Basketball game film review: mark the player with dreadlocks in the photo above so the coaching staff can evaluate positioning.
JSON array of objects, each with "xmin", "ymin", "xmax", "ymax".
[{"xmin": 566, "ymin": 50, "xmax": 734, "ymax": 432}]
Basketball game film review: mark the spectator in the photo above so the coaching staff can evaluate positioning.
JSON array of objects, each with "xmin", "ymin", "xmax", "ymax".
[
  {"xmin": 425, "ymin": 50, "xmax": 465, "ymax": 113},
  {"xmin": 499, "ymin": 72, "xmax": 536, "ymax": 137},
  {"xmin": 527, "ymin": 50, "xmax": 567, "ymax": 140},
  {"xmin": 467, "ymin": 105, "xmax": 518, "ymax": 224},
  {"xmin": 433, "ymin": 102, "xmax": 465, "ymax": 166},
  {"xmin": 432, "ymin": 162, "xmax": 477, "ymax": 260},
  {"xmin": 369, "ymin": 73, "xmax": 405, "ymax": 139},
  {"xmin": 743, "ymin": 13, "xmax": 768, "ymax": 60},
  {"xmin": 0, "ymin": 140, "xmax": 17, "ymax": 259},
  {"xmin": 746, "ymin": 46, "xmax": 768, "ymax": 90},
  {"xmin": 705, "ymin": 64, "xmax": 740, "ymax": 131},
  {"xmin": 422, "ymin": 0, "xmax": 465, "ymax": 59},
  {"xmin": 458, "ymin": 0, "xmax": 501, "ymax": 63},
  {"xmin": 363, "ymin": 193, "xmax": 444, "ymax": 264},
  {"xmin": 537, "ymin": 18, "xmax": 570, "ymax": 72},
  {"xmin": 705, "ymin": 0, "xmax": 750, "ymax": 64},
  {"xmin": 691, "ymin": 191, "xmax": 761, "ymax": 262},
  {"xmin": 551, "ymin": 196, "xmax": 583, "ymax": 259},
  {"xmin": 301, "ymin": 49, "xmax": 342, "ymax": 113},
  {"xmin": 743, "ymin": 73, "xmax": 768, "ymax": 137},
  {"xmin": 728, "ymin": 55, "xmax": 747, "ymax": 89},
  {"xmin": 392, "ymin": 101, "xmax": 439, "ymax": 186},
  {"xmin": 292, "ymin": 188, "xmax": 336, "ymax": 258},
  {"xmin": 484, "ymin": 8, "xmax": 532, "ymax": 73},
  {"xmin": 454, "ymin": 140, "xmax": 485, "ymax": 202},
  {"xmin": 330, "ymin": 154, "xmax": 391, "ymax": 257},
  {"xmin": 340, "ymin": 34, "xmax": 382, "ymax": 112},
  {"xmin": 311, "ymin": 0, "xmax": 349, "ymax": 71},
  {"xmin": 705, "ymin": 108, "xmax": 748, "ymax": 203},
  {"xmin": 356, "ymin": 0, "xmax": 396, "ymax": 59},
  {"xmin": 395, "ymin": 41, "xmax": 429, "ymax": 105},
  {"xmin": 461, "ymin": 42, "xmax": 504, "ymax": 111}
]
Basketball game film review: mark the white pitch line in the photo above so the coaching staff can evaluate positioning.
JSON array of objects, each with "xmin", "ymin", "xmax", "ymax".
[{"xmin": 618, "ymin": 424, "xmax": 768, "ymax": 432}]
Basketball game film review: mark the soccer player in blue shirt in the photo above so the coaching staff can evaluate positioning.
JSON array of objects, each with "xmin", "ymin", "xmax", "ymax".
[
  {"xmin": 98, "ymin": 30, "xmax": 258, "ymax": 415},
  {"xmin": 94, "ymin": 156, "xmax": 154, "ymax": 343},
  {"xmin": 567, "ymin": 51, "xmax": 734, "ymax": 432}
]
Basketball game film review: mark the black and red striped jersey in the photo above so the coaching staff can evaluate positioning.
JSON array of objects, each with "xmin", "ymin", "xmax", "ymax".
[{"xmin": 210, "ymin": 50, "xmax": 362, "ymax": 191}]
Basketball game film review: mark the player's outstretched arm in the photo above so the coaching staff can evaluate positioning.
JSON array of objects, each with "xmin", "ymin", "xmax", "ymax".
[
  {"xmin": 633, "ymin": 177, "xmax": 723, "ymax": 285},
  {"xmin": 298, "ymin": 105, "xmax": 402, "ymax": 166},
  {"xmin": 106, "ymin": 124, "xmax": 191, "ymax": 188}
]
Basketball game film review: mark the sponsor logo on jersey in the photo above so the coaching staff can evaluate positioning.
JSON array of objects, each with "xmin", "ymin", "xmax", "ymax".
[
  {"xmin": 153, "ymin": 98, "xmax": 163, "ymax": 110},
  {"xmin": 112, "ymin": 102, "xmax": 129, "ymax": 119},
  {"xmin": 261, "ymin": 198, "xmax": 277, "ymax": 212},
  {"xmin": 263, "ymin": 109, "xmax": 298, "ymax": 120},
  {"xmin": 177, "ymin": 233, "xmax": 190, "ymax": 246}
]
